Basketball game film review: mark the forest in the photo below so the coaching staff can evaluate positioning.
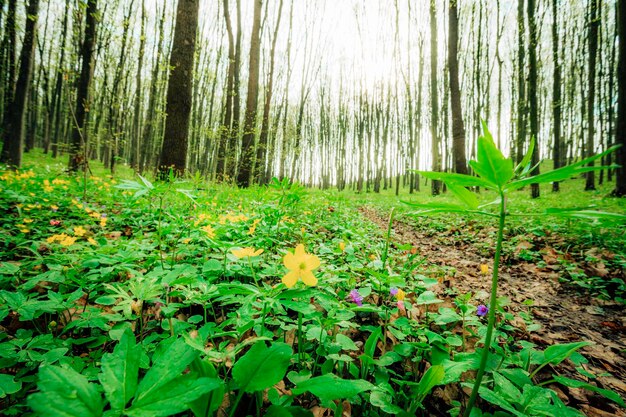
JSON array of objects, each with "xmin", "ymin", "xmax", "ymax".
[{"xmin": 0, "ymin": 0, "xmax": 625, "ymax": 416}]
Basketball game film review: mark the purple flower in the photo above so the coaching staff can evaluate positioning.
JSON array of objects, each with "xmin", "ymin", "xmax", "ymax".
[
  {"xmin": 390, "ymin": 287, "xmax": 399, "ymax": 296},
  {"xmin": 349, "ymin": 289, "xmax": 363, "ymax": 306},
  {"xmin": 477, "ymin": 304, "xmax": 489, "ymax": 317}
]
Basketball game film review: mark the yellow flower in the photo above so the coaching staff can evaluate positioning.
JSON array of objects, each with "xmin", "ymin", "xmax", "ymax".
[
  {"xmin": 87, "ymin": 237, "xmax": 98, "ymax": 245},
  {"xmin": 395, "ymin": 289, "xmax": 406, "ymax": 301},
  {"xmin": 181, "ymin": 238, "xmax": 192, "ymax": 244},
  {"xmin": 100, "ymin": 218, "xmax": 107, "ymax": 228},
  {"xmin": 201, "ymin": 225, "xmax": 215, "ymax": 238},
  {"xmin": 480, "ymin": 264, "xmax": 489, "ymax": 276},
  {"xmin": 20, "ymin": 228, "xmax": 30, "ymax": 233},
  {"xmin": 60, "ymin": 235, "xmax": 77, "ymax": 246},
  {"xmin": 231, "ymin": 247, "xmax": 264, "ymax": 259},
  {"xmin": 282, "ymin": 244, "xmax": 320, "ymax": 288},
  {"xmin": 73, "ymin": 226, "xmax": 87, "ymax": 237},
  {"xmin": 339, "ymin": 241, "xmax": 346, "ymax": 252},
  {"xmin": 23, "ymin": 218, "xmax": 33, "ymax": 224},
  {"xmin": 50, "ymin": 204, "xmax": 59, "ymax": 211}
]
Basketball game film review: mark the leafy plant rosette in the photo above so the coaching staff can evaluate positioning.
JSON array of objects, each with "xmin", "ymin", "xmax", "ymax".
[{"xmin": 407, "ymin": 122, "xmax": 623, "ymax": 416}]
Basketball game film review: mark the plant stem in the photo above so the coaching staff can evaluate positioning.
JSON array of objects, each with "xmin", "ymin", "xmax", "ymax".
[
  {"xmin": 228, "ymin": 389, "xmax": 245, "ymax": 417},
  {"xmin": 381, "ymin": 208, "xmax": 395, "ymax": 271},
  {"xmin": 463, "ymin": 193, "xmax": 506, "ymax": 417},
  {"xmin": 297, "ymin": 311, "xmax": 303, "ymax": 365}
]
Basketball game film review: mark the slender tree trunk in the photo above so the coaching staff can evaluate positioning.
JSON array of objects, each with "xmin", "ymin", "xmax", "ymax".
[
  {"xmin": 430, "ymin": 0, "xmax": 441, "ymax": 195},
  {"xmin": 237, "ymin": 0, "xmax": 262, "ymax": 187},
  {"xmin": 585, "ymin": 0, "xmax": 599, "ymax": 190},
  {"xmin": 256, "ymin": 0, "xmax": 283, "ymax": 184},
  {"xmin": 552, "ymin": 0, "xmax": 562, "ymax": 192},
  {"xmin": 158, "ymin": 0, "xmax": 199, "ymax": 178},
  {"xmin": 0, "ymin": 0, "xmax": 39, "ymax": 168},
  {"xmin": 528, "ymin": 0, "xmax": 540, "ymax": 198},
  {"xmin": 614, "ymin": 0, "xmax": 626, "ymax": 195},
  {"xmin": 516, "ymin": 0, "xmax": 526, "ymax": 164},
  {"xmin": 1, "ymin": 0, "xmax": 17, "ymax": 126},
  {"xmin": 131, "ymin": 0, "xmax": 146, "ymax": 171},
  {"xmin": 448, "ymin": 0, "xmax": 467, "ymax": 175},
  {"xmin": 69, "ymin": 0, "xmax": 98, "ymax": 172}
]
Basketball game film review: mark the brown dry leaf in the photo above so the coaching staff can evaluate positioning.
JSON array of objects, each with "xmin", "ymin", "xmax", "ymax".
[
  {"xmin": 342, "ymin": 400, "xmax": 351, "ymax": 417},
  {"xmin": 310, "ymin": 406, "xmax": 330, "ymax": 417}
]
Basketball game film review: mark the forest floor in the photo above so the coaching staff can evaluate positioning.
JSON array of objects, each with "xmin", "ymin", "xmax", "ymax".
[{"xmin": 360, "ymin": 206, "xmax": 626, "ymax": 417}]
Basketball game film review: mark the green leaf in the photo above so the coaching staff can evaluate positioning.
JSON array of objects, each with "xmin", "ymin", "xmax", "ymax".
[
  {"xmin": 553, "ymin": 375, "xmax": 625, "ymax": 407},
  {"xmin": 292, "ymin": 374, "xmax": 374, "ymax": 402},
  {"xmin": 369, "ymin": 389, "xmax": 404, "ymax": 414},
  {"xmin": 98, "ymin": 330, "xmax": 141, "ymax": 413},
  {"xmin": 447, "ymin": 184, "xmax": 479, "ymax": 209},
  {"xmin": 336, "ymin": 334, "xmax": 359, "ymax": 351},
  {"xmin": 469, "ymin": 123, "xmax": 514, "ymax": 187},
  {"xmin": 189, "ymin": 358, "xmax": 225, "ymax": 417},
  {"xmin": 126, "ymin": 377, "xmax": 221, "ymax": 417},
  {"xmin": 507, "ymin": 145, "xmax": 620, "ymax": 190},
  {"xmin": 543, "ymin": 341, "xmax": 592, "ymax": 366},
  {"xmin": 478, "ymin": 386, "xmax": 526, "ymax": 417},
  {"xmin": 492, "ymin": 372, "xmax": 521, "ymax": 403},
  {"xmin": 28, "ymin": 365, "xmax": 103, "ymax": 417},
  {"xmin": 0, "ymin": 374, "xmax": 22, "ymax": 398},
  {"xmin": 416, "ymin": 291, "xmax": 443, "ymax": 305},
  {"xmin": 133, "ymin": 338, "xmax": 199, "ymax": 405},
  {"xmin": 415, "ymin": 170, "xmax": 494, "ymax": 188},
  {"xmin": 414, "ymin": 365, "xmax": 445, "ymax": 399},
  {"xmin": 232, "ymin": 342, "xmax": 292, "ymax": 393},
  {"xmin": 514, "ymin": 136, "xmax": 536, "ymax": 176}
]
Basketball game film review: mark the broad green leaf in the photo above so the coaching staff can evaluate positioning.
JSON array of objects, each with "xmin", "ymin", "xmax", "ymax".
[
  {"xmin": 292, "ymin": 373, "xmax": 374, "ymax": 402},
  {"xmin": 440, "ymin": 359, "xmax": 477, "ymax": 384},
  {"xmin": 28, "ymin": 365, "xmax": 103, "ymax": 417},
  {"xmin": 232, "ymin": 342, "xmax": 292, "ymax": 393},
  {"xmin": 492, "ymin": 372, "xmax": 521, "ymax": 403},
  {"xmin": 363, "ymin": 327, "xmax": 382, "ymax": 359},
  {"xmin": 415, "ymin": 170, "xmax": 494, "ymax": 188},
  {"xmin": 507, "ymin": 145, "xmax": 620, "ymax": 190},
  {"xmin": 126, "ymin": 377, "xmax": 221, "ymax": 417},
  {"xmin": 133, "ymin": 338, "xmax": 199, "ymax": 405},
  {"xmin": 336, "ymin": 334, "xmax": 359, "ymax": 351},
  {"xmin": 447, "ymin": 184, "xmax": 479, "ymax": 209},
  {"xmin": 98, "ymin": 330, "xmax": 141, "ymax": 413},
  {"xmin": 0, "ymin": 374, "xmax": 21, "ymax": 398},
  {"xmin": 416, "ymin": 291, "xmax": 443, "ymax": 305},
  {"xmin": 189, "ymin": 358, "xmax": 225, "ymax": 417},
  {"xmin": 414, "ymin": 365, "xmax": 445, "ymax": 399},
  {"xmin": 478, "ymin": 387, "xmax": 526, "ymax": 417},
  {"xmin": 369, "ymin": 389, "xmax": 404, "ymax": 414},
  {"xmin": 544, "ymin": 208, "xmax": 626, "ymax": 223},
  {"xmin": 553, "ymin": 375, "xmax": 625, "ymax": 407},
  {"xmin": 469, "ymin": 123, "xmax": 514, "ymax": 187},
  {"xmin": 543, "ymin": 341, "xmax": 592, "ymax": 366}
]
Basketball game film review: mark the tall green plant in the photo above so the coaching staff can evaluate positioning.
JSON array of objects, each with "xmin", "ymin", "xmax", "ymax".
[{"xmin": 408, "ymin": 123, "xmax": 620, "ymax": 416}]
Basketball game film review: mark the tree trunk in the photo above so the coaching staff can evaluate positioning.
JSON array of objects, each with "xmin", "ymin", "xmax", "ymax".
[
  {"xmin": 585, "ymin": 0, "xmax": 599, "ymax": 190},
  {"xmin": 448, "ymin": 0, "xmax": 467, "ymax": 175},
  {"xmin": 1, "ymin": 0, "xmax": 17, "ymax": 126},
  {"xmin": 528, "ymin": 0, "xmax": 540, "ymax": 198},
  {"xmin": 551, "ymin": 0, "xmax": 562, "ymax": 192},
  {"xmin": 256, "ymin": 0, "xmax": 283, "ymax": 184},
  {"xmin": 68, "ymin": 0, "xmax": 98, "ymax": 172},
  {"xmin": 0, "ymin": 0, "xmax": 39, "ymax": 168},
  {"xmin": 236, "ymin": 0, "xmax": 262, "ymax": 187},
  {"xmin": 516, "ymin": 0, "xmax": 526, "ymax": 164},
  {"xmin": 131, "ymin": 0, "xmax": 146, "ymax": 171},
  {"xmin": 430, "ymin": 0, "xmax": 441, "ymax": 195},
  {"xmin": 158, "ymin": 0, "xmax": 199, "ymax": 178},
  {"xmin": 614, "ymin": 0, "xmax": 626, "ymax": 196}
]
